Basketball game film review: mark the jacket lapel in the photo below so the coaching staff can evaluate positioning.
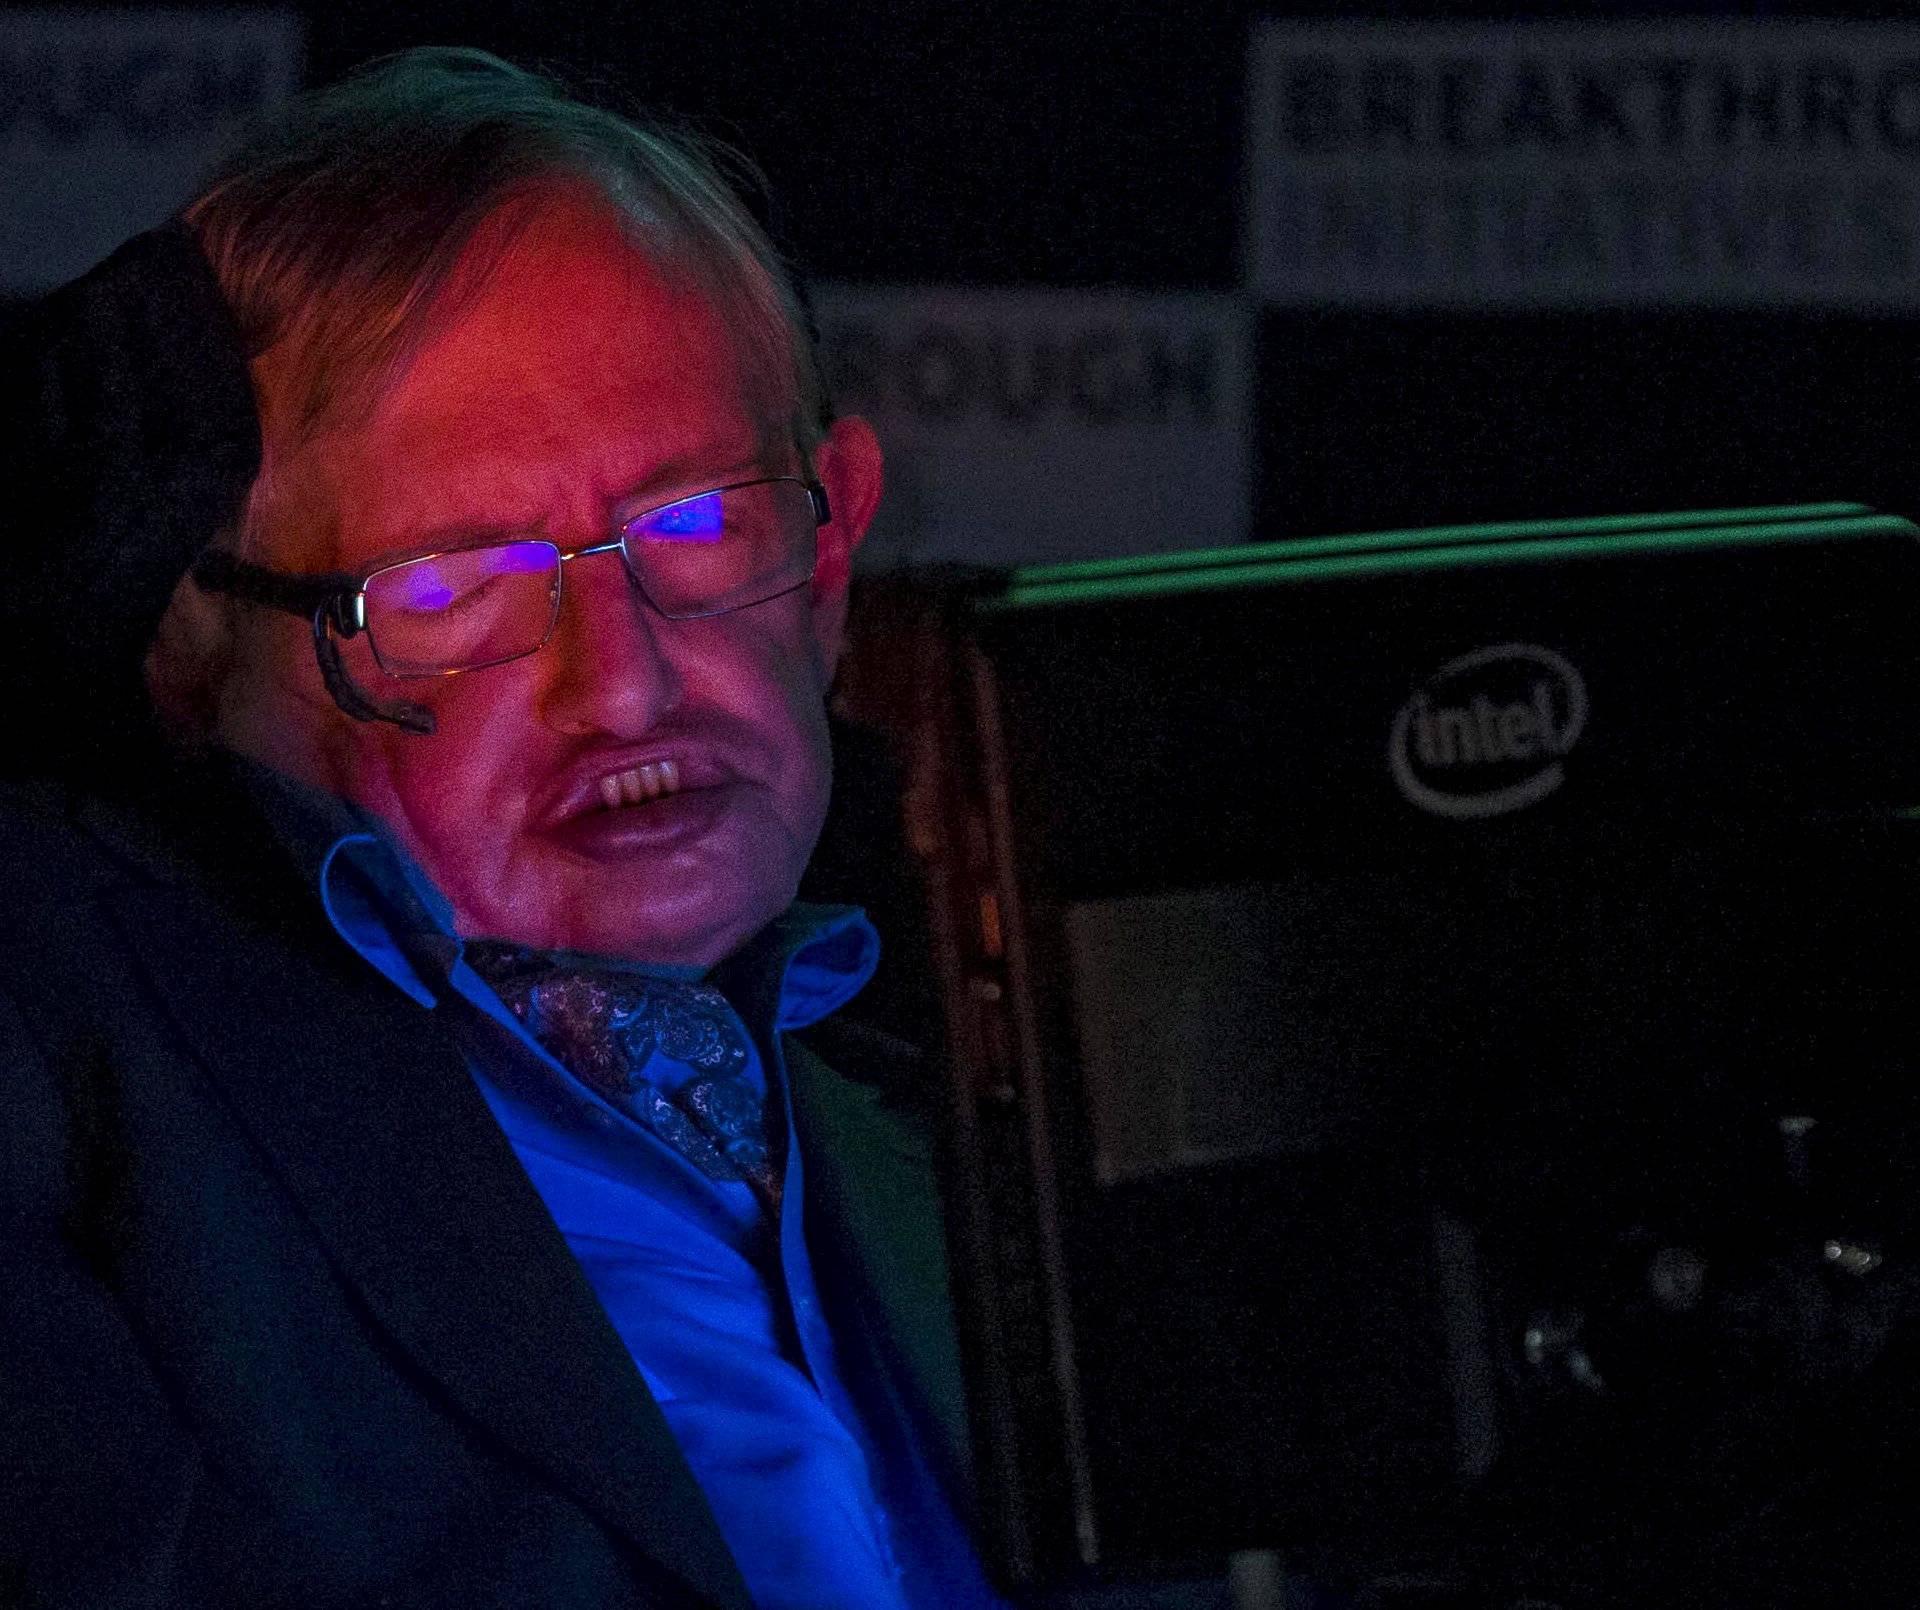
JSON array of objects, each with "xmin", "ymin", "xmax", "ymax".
[
  {"xmin": 106, "ymin": 870, "xmax": 754, "ymax": 1610},
  {"xmin": 784, "ymin": 1033, "xmax": 976, "ymax": 1515}
]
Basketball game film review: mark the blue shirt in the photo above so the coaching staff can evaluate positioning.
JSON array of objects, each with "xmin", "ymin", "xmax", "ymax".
[{"xmin": 249, "ymin": 767, "xmax": 1002, "ymax": 1609}]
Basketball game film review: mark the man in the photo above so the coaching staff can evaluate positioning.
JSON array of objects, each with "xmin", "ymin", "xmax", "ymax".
[{"xmin": 0, "ymin": 47, "xmax": 1001, "ymax": 1609}]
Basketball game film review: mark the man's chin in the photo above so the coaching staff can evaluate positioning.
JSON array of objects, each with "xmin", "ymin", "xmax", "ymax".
[
  {"xmin": 446, "ymin": 796, "xmax": 799, "ymax": 965},
  {"xmin": 532, "ymin": 860, "xmax": 777, "ymax": 968},
  {"xmin": 546, "ymin": 905, "xmax": 759, "ymax": 969}
]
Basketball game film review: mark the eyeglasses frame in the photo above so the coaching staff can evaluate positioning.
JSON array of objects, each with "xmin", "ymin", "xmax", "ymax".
[{"xmin": 191, "ymin": 475, "xmax": 832, "ymax": 736}]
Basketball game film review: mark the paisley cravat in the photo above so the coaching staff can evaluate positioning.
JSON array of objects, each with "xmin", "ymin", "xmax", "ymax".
[{"xmin": 464, "ymin": 943, "xmax": 782, "ymax": 1211}]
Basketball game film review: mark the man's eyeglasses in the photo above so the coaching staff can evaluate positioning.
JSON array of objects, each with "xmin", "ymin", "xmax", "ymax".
[{"xmin": 193, "ymin": 476, "xmax": 831, "ymax": 735}]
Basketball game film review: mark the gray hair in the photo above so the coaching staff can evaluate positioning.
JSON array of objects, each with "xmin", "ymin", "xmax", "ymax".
[{"xmin": 187, "ymin": 46, "xmax": 826, "ymax": 464}]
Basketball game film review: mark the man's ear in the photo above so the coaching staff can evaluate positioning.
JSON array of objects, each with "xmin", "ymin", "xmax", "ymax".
[
  {"xmin": 807, "ymin": 413, "xmax": 883, "ymax": 678},
  {"xmin": 144, "ymin": 552, "xmax": 240, "ymax": 739}
]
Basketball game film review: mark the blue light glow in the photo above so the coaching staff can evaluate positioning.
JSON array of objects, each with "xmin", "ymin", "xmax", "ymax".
[
  {"xmin": 634, "ymin": 491, "xmax": 726, "ymax": 544},
  {"xmin": 396, "ymin": 566, "xmax": 456, "ymax": 610}
]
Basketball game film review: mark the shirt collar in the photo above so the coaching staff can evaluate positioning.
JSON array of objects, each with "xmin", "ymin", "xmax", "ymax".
[
  {"xmin": 713, "ymin": 901, "xmax": 883, "ymax": 1034},
  {"xmin": 236, "ymin": 754, "xmax": 879, "ymax": 1030}
]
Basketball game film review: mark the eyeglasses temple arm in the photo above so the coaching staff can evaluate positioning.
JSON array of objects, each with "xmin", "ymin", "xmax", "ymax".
[
  {"xmin": 191, "ymin": 549, "xmax": 357, "ymax": 622},
  {"xmin": 187, "ymin": 551, "xmax": 436, "ymax": 736}
]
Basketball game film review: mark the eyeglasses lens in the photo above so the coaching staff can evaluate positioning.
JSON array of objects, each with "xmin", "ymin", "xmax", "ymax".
[
  {"xmin": 622, "ymin": 480, "xmax": 818, "ymax": 618},
  {"xmin": 363, "ymin": 540, "xmax": 560, "ymax": 675}
]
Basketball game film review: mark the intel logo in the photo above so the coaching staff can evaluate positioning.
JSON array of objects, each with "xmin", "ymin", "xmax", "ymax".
[{"xmin": 1388, "ymin": 643, "xmax": 1588, "ymax": 820}]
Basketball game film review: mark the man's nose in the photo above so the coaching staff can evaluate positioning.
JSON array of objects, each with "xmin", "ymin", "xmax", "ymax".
[{"xmin": 536, "ymin": 548, "xmax": 684, "ymax": 735}]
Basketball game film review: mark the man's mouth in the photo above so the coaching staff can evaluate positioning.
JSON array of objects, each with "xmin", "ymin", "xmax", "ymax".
[
  {"xmin": 556, "ymin": 756, "xmax": 733, "ymax": 860},
  {"xmin": 595, "ymin": 759, "xmax": 682, "ymax": 811}
]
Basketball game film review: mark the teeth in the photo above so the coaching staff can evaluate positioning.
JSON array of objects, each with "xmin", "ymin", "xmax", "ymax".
[{"xmin": 597, "ymin": 759, "xmax": 681, "ymax": 811}]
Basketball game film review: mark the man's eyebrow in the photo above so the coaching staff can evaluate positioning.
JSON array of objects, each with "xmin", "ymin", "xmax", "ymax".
[
  {"xmin": 388, "ymin": 443, "xmax": 780, "ymax": 552},
  {"xmin": 611, "ymin": 445, "xmax": 775, "ymax": 513},
  {"xmin": 384, "ymin": 514, "xmax": 532, "ymax": 552}
]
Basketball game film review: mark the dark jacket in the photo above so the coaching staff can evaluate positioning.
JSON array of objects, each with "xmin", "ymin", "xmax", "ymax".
[{"xmin": 0, "ymin": 760, "xmax": 969, "ymax": 1609}]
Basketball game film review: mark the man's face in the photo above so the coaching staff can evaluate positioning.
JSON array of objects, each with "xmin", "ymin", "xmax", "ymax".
[{"xmin": 229, "ymin": 200, "xmax": 880, "ymax": 965}]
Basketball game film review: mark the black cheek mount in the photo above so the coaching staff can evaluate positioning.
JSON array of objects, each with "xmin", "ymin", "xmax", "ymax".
[{"xmin": 311, "ymin": 600, "xmax": 436, "ymax": 736}]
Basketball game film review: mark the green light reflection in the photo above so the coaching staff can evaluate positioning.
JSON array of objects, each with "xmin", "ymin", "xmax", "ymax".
[{"xmin": 987, "ymin": 510, "xmax": 1915, "ymax": 614}]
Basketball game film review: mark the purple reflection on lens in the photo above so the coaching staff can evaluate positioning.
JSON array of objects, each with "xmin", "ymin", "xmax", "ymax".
[
  {"xmin": 395, "ymin": 566, "xmax": 455, "ymax": 610},
  {"xmin": 494, "ymin": 542, "xmax": 555, "ymax": 573},
  {"xmin": 630, "ymin": 491, "xmax": 724, "ymax": 544}
]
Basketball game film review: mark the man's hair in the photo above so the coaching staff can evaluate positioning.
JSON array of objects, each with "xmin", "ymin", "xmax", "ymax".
[{"xmin": 188, "ymin": 46, "xmax": 826, "ymax": 469}]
